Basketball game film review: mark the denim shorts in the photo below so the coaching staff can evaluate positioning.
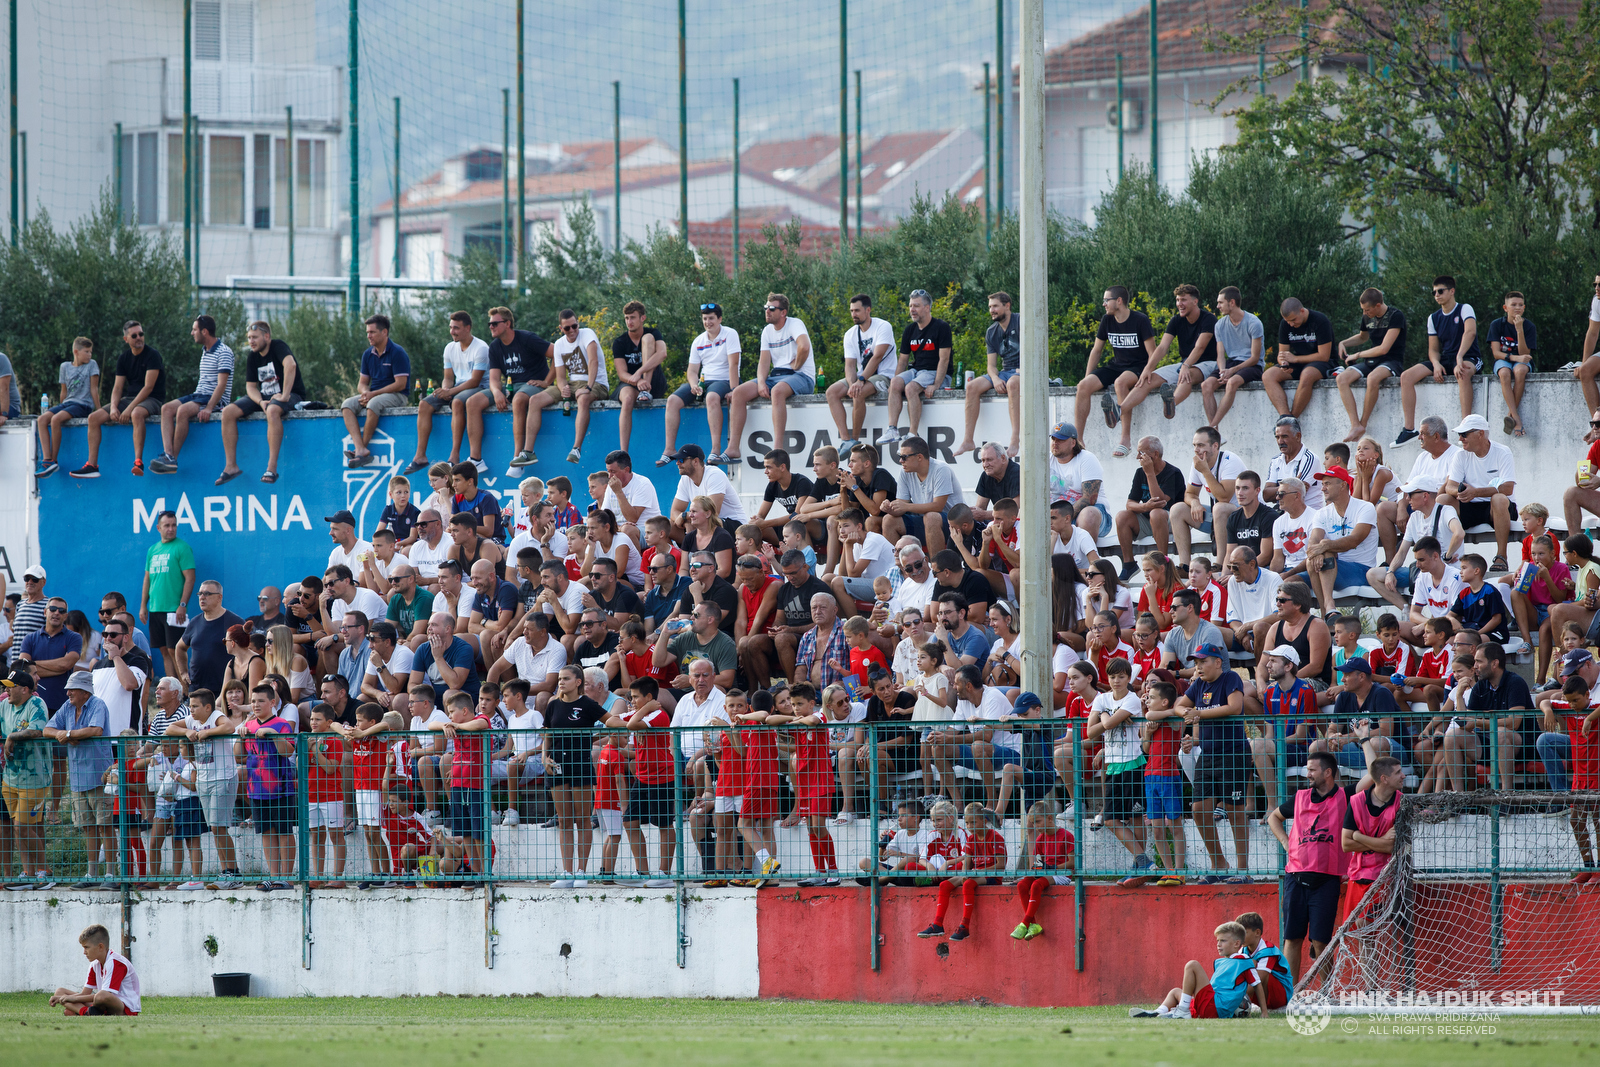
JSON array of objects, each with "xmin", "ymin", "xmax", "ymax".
[
  {"xmin": 175, "ymin": 391, "xmax": 213, "ymax": 406},
  {"xmin": 1155, "ymin": 361, "xmax": 1216, "ymax": 384},
  {"xmin": 902, "ymin": 511, "xmax": 950, "ymax": 545},
  {"xmin": 994, "ymin": 368, "xmax": 1019, "ymax": 384},
  {"xmin": 1337, "ymin": 737, "xmax": 1410, "ymax": 770},
  {"xmin": 763, "ymin": 371, "xmax": 814, "ymax": 396},
  {"xmin": 672, "ymin": 378, "xmax": 733, "ymax": 403},
  {"xmin": 1494, "ymin": 359, "xmax": 1530, "ymax": 376},
  {"xmin": 1082, "ymin": 503, "xmax": 1111, "ymax": 539},
  {"xmin": 47, "ymin": 400, "xmax": 93, "ymax": 419},
  {"xmin": 1328, "ymin": 558, "xmax": 1372, "ymax": 589},
  {"xmin": 955, "ymin": 743, "xmax": 1021, "ymax": 771},
  {"xmin": 897, "ymin": 368, "xmax": 939, "ymax": 390}
]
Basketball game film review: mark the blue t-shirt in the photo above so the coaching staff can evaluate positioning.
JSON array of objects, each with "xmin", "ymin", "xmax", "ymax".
[
  {"xmin": 19, "ymin": 628, "xmax": 84, "ymax": 711},
  {"xmin": 378, "ymin": 501, "xmax": 421, "ymax": 543},
  {"xmin": 1184, "ymin": 670, "xmax": 1248, "ymax": 755},
  {"xmin": 454, "ymin": 489, "xmax": 504, "ymax": 541},
  {"xmin": 361, "ymin": 342, "xmax": 412, "ymax": 392},
  {"xmin": 1487, "ymin": 317, "xmax": 1536, "ymax": 362},
  {"xmin": 412, "ymin": 636, "xmax": 481, "ymax": 700},
  {"xmin": 946, "ymin": 624, "xmax": 991, "ymax": 670},
  {"xmin": 472, "ymin": 580, "xmax": 519, "ymax": 621},
  {"xmin": 1428, "ymin": 303, "xmax": 1480, "ymax": 364},
  {"xmin": 47, "ymin": 696, "xmax": 113, "ymax": 791}
]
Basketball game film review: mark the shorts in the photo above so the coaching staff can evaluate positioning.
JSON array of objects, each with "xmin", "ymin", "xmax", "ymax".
[
  {"xmin": 796, "ymin": 781, "xmax": 834, "ymax": 817},
  {"xmin": 72, "ymin": 789, "xmax": 114, "ymax": 827},
  {"xmin": 596, "ymin": 808, "xmax": 623, "ymax": 836},
  {"xmin": 307, "ymin": 799, "xmax": 345, "ymax": 829},
  {"xmin": 1191, "ymin": 985, "xmax": 1221, "ymax": 1019},
  {"xmin": 617, "ymin": 368, "xmax": 669, "ymax": 397},
  {"xmin": 1103, "ymin": 767, "xmax": 1143, "ymax": 822},
  {"xmin": 901, "ymin": 510, "xmax": 950, "ymax": 545},
  {"xmin": 896, "ymin": 368, "xmax": 939, "ymax": 390},
  {"xmin": 544, "ymin": 380, "xmax": 610, "ymax": 403},
  {"xmin": 1494, "ymin": 359, "xmax": 1531, "ymax": 376},
  {"xmin": 982, "ymin": 368, "xmax": 1019, "ymax": 386},
  {"xmin": 1531, "ymin": 601, "xmax": 1552, "ymax": 626},
  {"xmin": 105, "ymin": 396, "xmax": 161, "ymax": 419},
  {"xmin": 1193, "ymin": 750, "xmax": 1251, "ymax": 804},
  {"xmin": 448, "ymin": 785, "xmax": 488, "ymax": 841},
  {"xmin": 250, "ymin": 793, "xmax": 296, "ymax": 835},
  {"xmin": 1349, "ymin": 358, "xmax": 1401, "ymax": 379},
  {"xmin": 1265, "ymin": 977, "xmax": 1290, "ymax": 1011},
  {"xmin": 355, "ymin": 789, "xmax": 384, "ymax": 828},
  {"xmin": 1329, "ymin": 558, "xmax": 1371, "ymax": 589},
  {"xmin": 672, "ymin": 378, "xmax": 734, "ymax": 404},
  {"xmin": 740, "ymin": 790, "xmax": 778, "ymax": 821},
  {"xmin": 490, "ymin": 760, "xmax": 510, "ymax": 782},
  {"xmin": 1154, "ymin": 360, "xmax": 1217, "ymax": 384},
  {"xmin": 1135, "ymin": 512, "xmax": 1165, "ymax": 542},
  {"xmin": 147, "ymin": 611, "xmax": 184, "ymax": 649},
  {"xmin": 1284, "ymin": 870, "xmax": 1341, "ymax": 944},
  {"xmin": 342, "ymin": 390, "xmax": 408, "ymax": 415},
  {"xmin": 172, "ymin": 795, "xmax": 206, "ymax": 840},
  {"xmin": 1143, "ymin": 774, "xmax": 1184, "ymax": 821},
  {"xmin": 154, "ymin": 795, "xmax": 178, "ymax": 822},
  {"xmin": 955, "ymin": 743, "xmax": 1022, "ymax": 772},
  {"xmin": 1336, "ymin": 737, "xmax": 1410, "ymax": 771},
  {"xmin": 231, "ymin": 393, "xmax": 302, "ymax": 416},
  {"xmin": 1439, "ymin": 351, "xmax": 1482, "ymax": 374},
  {"xmin": 1217, "ymin": 361, "xmax": 1264, "ymax": 384},
  {"xmin": 764, "ymin": 371, "xmax": 815, "ymax": 396},
  {"xmin": 1082, "ymin": 503, "xmax": 1111, "ymax": 539},
  {"xmin": 1459, "ymin": 499, "xmax": 1515, "ymax": 530},
  {"xmin": 1275, "ymin": 359, "xmax": 1332, "ymax": 380},
  {"xmin": 510, "ymin": 755, "xmax": 544, "ymax": 779},
  {"xmin": 1, "ymin": 784, "xmax": 48, "ymax": 825},
  {"xmin": 714, "ymin": 794, "xmax": 744, "ymax": 814},
  {"xmin": 174, "ymin": 391, "xmax": 214, "ymax": 407},
  {"xmin": 1181, "ymin": 503, "xmax": 1214, "ymax": 535},
  {"xmin": 46, "ymin": 399, "xmax": 93, "ymax": 419},
  {"xmin": 623, "ymin": 779, "xmax": 679, "ymax": 828},
  {"xmin": 880, "ymin": 739, "xmax": 922, "ymax": 774}
]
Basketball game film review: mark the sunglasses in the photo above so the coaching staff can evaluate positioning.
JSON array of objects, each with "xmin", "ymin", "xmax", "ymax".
[
  {"xmin": 699, "ymin": 303, "xmax": 719, "ymax": 312},
  {"xmin": 561, "ymin": 323, "xmax": 579, "ymax": 332},
  {"xmin": 689, "ymin": 562, "xmax": 712, "ymax": 569},
  {"xmin": 1432, "ymin": 288, "xmax": 1450, "ymax": 295},
  {"xmin": 98, "ymin": 608, "xmax": 115, "ymax": 617},
  {"xmin": 489, "ymin": 319, "xmax": 509, "ymax": 328},
  {"xmin": 45, "ymin": 606, "xmax": 65, "ymax": 614},
  {"xmin": 128, "ymin": 332, "xmax": 144, "ymax": 339},
  {"xmin": 897, "ymin": 452, "xmax": 916, "ymax": 460},
  {"xmin": 1274, "ymin": 596, "xmax": 1293, "ymax": 603},
  {"xmin": 763, "ymin": 305, "xmax": 779, "ymax": 312}
]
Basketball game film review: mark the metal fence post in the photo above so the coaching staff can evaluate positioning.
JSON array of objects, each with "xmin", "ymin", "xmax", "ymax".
[
  {"xmin": 868, "ymin": 723, "xmax": 880, "ymax": 971},
  {"xmin": 1072, "ymin": 724, "xmax": 1085, "ymax": 972},
  {"xmin": 674, "ymin": 727, "xmax": 688, "ymax": 969},
  {"xmin": 297, "ymin": 732, "xmax": 313, "ymax": 970}
]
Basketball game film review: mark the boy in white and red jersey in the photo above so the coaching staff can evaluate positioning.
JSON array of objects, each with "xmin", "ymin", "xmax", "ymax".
[
  {"xmin": 1236, "ymin": 910, "xmax": 1293, "ymax": 1011},
  {"xmin": 704, "ymin": 690, "xmax": 748, "ymax": 887},
  {"xmin": 915, "ymin": 800, "xmax": 970, "ymax": 939},
  {"xmin": 1128, "ymin": 615, "xmax": 1163, "ymax": 681},
  {"xmin": 781, "ymin": 684, "xmax": 840, "ymax": 885},
  {"xmin": 51, "ymin": 925, "xmax": 139, "ymax": 1016},
  {"xmin": 336, "ymin": 704, "xmax": 394, "ymax": 885},
  {"xmin": 1366, "ymin": 614, "xmax": 1414, "ymax": 702},
  {"xmin": 385, "ymin": 790, "xmax": 433, "ymax": 876},
  {"xmin": 736, "ymin": 689, "xmax": 783, "ymax": 885},
  {"xmin": 1188, "ymin": 557, "xmax": 1227, "ymax": 624},
  {"xmin": 1548, "ymin": 676, "xmax": 1600, "ymax": 883},
  {"xmin": 615, "ymin": 679, "xmax": 677, "ymax": 887}
]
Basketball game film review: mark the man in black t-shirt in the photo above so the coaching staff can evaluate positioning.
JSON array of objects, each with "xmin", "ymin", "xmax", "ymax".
[
  {"xmin": 217, "ymin": 321, "xmax": 303, "ymax": 485},
  {"xmin": 673, "ymin": 551, "xmax": 740, "ymax": 637},
  {"xmin": 572, "ymin": 609, "xmax": 622, "ymax": 686},
  {"xmin": 1223, "ymin": 471, "xmax": 1280, "ymax": 561},
  {"xmin": 1465, "ymin": 641, "xmax": 1531, "ymax": 790},
  {"xmin": 886, "ymin": 289, "xmax": 952, "ymax": 441},
  {"xmin": 972, "ymin": 443, "xmax": 1020, "ymax": 521},
  {"xmin": 1119, "ymin": 284, "xmax": 1218, "ymax": 448},
  {"xmin": 610, "ymin": 300, "xmax": 669, "ymax": 455},
  {"xmin": 1263, "ymin": 298, "xmax": 1334, "ymax": 420},
  {"xmin": 837, "ymin": 443, "xmax": 898, "ymax": 535},
  {"xmin": 753, "ymin": 448, "xmax": 814, "ymax": 544},
  {"xmin": 1334, "ymin": 288, "xmax": 1408, "ymax": 442},
  {"xmin": 1073, "ymin": 285, "xmax": 1157, "ymax": 442},
  {"xmin": 932, "ymin": 549, "xmax": 994, "ymax": 623},
  {"xmin": 484, "ymin": 306, "xmax": 556, "ymax": 469},
  {"xmin": 1114, "ymin": 435, "xmax": 1186, "ymax": 575},
  {"xmin": 74, "ymin": 319, "xmax": 167, "ymax": 478},
  {"xmin": 957, "ymin": 291, "xmax": 1022, "ymax": 458},
  {"xmin": 737, "ymin": 549, "xmax": 839, "ymax": 687}
]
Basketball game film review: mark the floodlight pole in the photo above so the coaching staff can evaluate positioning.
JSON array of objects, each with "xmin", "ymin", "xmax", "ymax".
[{"xmin": 1018, "ymin": 0, "xmax": 1048, "ymax": 709}]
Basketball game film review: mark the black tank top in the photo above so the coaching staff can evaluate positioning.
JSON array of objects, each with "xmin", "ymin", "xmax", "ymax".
[
  {"xmin": 459, "ymin": 535, "xmax": 506, "ymax": 582},
  {"xmin": 1277, "ymin": 613, "xmax": 1331, "ymax": 685}
]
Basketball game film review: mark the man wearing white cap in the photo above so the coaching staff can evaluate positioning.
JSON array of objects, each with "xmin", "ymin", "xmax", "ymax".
[
  {"xmin": 1440, "ymin": 413, "xmax": 1517, "ymax": 572},
  {"xmin": 1367, "ymin": 476, "xmax": 1462, "ymax": 612},
  {"xmin": 1251, "ymin": 646, "xmax": 1323, "ymax": 816}
]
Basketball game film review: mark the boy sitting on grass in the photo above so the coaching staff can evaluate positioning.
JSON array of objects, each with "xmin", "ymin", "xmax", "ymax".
[
  {"xmin": 50, "ymin": 925, "xmax": 140, "ymax": 1016},
  {"xmin": 1236, "ymin": 910, "xmax": 1293, "ymax": 1011},
  {"xmin": 1133, "ymin": 921, "xmax": 1268, "ymax": 1019}
]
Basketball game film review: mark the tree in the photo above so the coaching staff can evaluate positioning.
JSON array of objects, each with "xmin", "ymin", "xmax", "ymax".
[{"xmin": 1214, "ymin": 0, "xmax": 1600, "ymax": 230}]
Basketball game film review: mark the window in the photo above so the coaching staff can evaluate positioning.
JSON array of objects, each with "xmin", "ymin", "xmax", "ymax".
[
  {"xmin": 273, "ymin": 136, "xmax": 330, "ymax": 230},
  {"xmin": 253, "ymin": 133, "xmax": 271, "ymax": 228},
  {"xmin": 167, "ymin": 133, "xmax": 187, "ymax": 225},
  {"xmin": 194, "ymin": 1, "xmax": 254, "ymax": 62},
  {"xmin": 136, "ymin": 132, "xmax": 158, "ymax": 226},
  {"xmin": 194, "ymin": 1, "xmax": 222, "ymax": 61},
  {"xmin": 208, "ymin": 136, "xmax": 245, "ymax": 225}
]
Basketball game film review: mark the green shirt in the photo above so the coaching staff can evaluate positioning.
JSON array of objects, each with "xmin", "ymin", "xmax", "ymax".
[
  {"xmin": 667, "ymin": 629, "xmax": 738, "ymax": 677},
  {"xmin": 1, "ymin": 694, "xmax": 51, "ymax": 790},
  {"xmin": 145, "ymin": 537, "xmax": 196, "ymax": 613},
  {"xmin": 387, "ymin": 587, "xmax": 436, "ymax": 637}
]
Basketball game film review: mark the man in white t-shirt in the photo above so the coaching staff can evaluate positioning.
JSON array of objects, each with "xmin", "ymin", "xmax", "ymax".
[
  {"xmin": 325, "ymin": 509, "xmax": 373, "ymax": 576},
  {"xmin": 173, "ymin": 688, "xmax": 241, "ymax": 881},
  {"xmin": 1263, "ymin": 416, "xmax": 1324, "ymax": 509},
  {"xmin": 1170, "ymin": 425, "xmax": 1245, "ymax": 567},
  {"xmin": 830, "ymin": 507, "xmax": 897, "ymax": 602},
  {"xmin": 598, "ymin": 450, "xmax": 661, "ymax": 538},
  {"xmin": 937, "ymin": 665, "xmax": 1017, "ymax": 809},
  {"xmin": 826, "ymin": 293, "xmax": 897, "ymax": 449},
  {"xmin": 1378, "ymin": 415, "xmax": 1461, "ymax": 560},
  {"xmin": 91, "ymin": 624, "xmax": 147, "ymax": 737},
  {"xmin": 1575, "ymin": 275, "xmax": 1600, "ymax": 414},
  {"xmin": 487, "ymin": 611, "xmax": 567, "ymax": 710},
  {"xmin": 661, "ymin": 304, "xmax": 741, "ymax": 464},
  {"xmin": 727, "ymin": 293, "xmax": 814, "ymax": 462},
  {"xmin": 410, "ymin": 311, "xmax": 490, "ymax": 472},
  {"xmin": 1441, "ymin": 413, "xmax": 1518, "ymax": 571},
  {"xmin": 1049, "ymin": 499, "xmax": 1100, "ymax": 569},
  {"xmin": 667, "ymin": 444, "xmax": 748, "ymax": 533},
  {"xmin": 1269, "ymin": 477, "xmax": 1313, "ymax": 580},
  {"xmin": 881, "ymin": 543, "xmax": 939, "ymax": 639},
  {"xmin": 1368, "ymin": 476, "xmax": 1463, "ymax": 611},
  {"xmin": 1049, "ymin": 424, "xmax": 1109, "ymax": 541},
  {"xmin": 407, "ymin": 510, "xmax": 451, "ymax": 585},
  {"xmin": 1224, "ymin": 545, "xmax": 1284, "ymax": 655},
  {"xmin": 1406, "ymin": 537, "xmax": 1462, "ymax": 643},
  {"xmin": 321, "ymin": 564, "xmax": 387, "ymax": 627},
  {"xmin": 1305, "ymin": 466, "xmax": 1379, "ymax": 613},
  {"xmin": 547, "ymin": 308, "xmax": 609, "ymax": 463}
]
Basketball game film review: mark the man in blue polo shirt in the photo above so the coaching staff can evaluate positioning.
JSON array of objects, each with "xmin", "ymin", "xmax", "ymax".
[
  {"xmin": 1394, "ymin": 275, "xmax": 1480, "ymax": 446},
  {"xmin": 1179, "ymin": 643, "xmax": 1252, "ymax": 884},
  {"xmin": 408, "ymin": 613, "xmax": 481, "ymax": 702},
  {"xmin": 342, "ymin": 312, "xmax": 412, "ymax": 468},
  {"xmin": 16, "ymin": 597, "xmax": 82, "ymax": 714}
]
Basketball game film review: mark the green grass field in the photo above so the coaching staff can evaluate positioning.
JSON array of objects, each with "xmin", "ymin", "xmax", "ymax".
[{"xmin": 1, "ymin": 994, "xmax": 1597, "ymax": 1067}]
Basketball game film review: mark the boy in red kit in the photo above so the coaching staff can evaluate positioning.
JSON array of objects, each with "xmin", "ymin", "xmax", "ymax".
[
  {"xmin": 735, "ymin": 689, "xmax": 782, "ymax": 885},
  {"xmin": 934, "ymin": 802, "xmax": 1007, "ymax": 941},
  {"xmin": 385, "ymin": 791, "xmax": 432, "ymax": 877},
  {"xmin": 337, "ymin": 704, "xmax": 392, "ymax": 883},
  {"xmin": 617, "ymin": 619, "xmax": 677, "ymax": 692},
  {"xmin": 1188, "ymin": 557, "xmax": 1227, "ymax": 623},
  {"xmin": 51, "ymin": 925, "xmax": 139, "ymax": 1017},
  {"xmin": 704, "ymin": 690, "xmax": 748, "ymax": 887},
  {"xmin": 593, "ymin": 732, "xmax": 625, "ymax": 882},
  {"xmin": 430, "ymin": 691, "xmax": 492, "ymax": 874},
  {"xmin": 1236, "ymin": 911, "xmax": 1293, "ymax": 1010},
  {"xmin": 1014, "ymin": 798, "xmax": 1073, "ymax": 940},
  {"xmin": 765, "ymin": 683, "xmax": 839, "ymax": 886},
  {"xmin": 1366, "ymin": 614, "xmax": 1414, "ymax": 701},
  {"xmin": 1128, "ymin": 614, "xmax": 1163, "ymax": 681},
  {"xmin": 616, "ymin": 679, "xmax": 677, "ymax": 887},
  {"xmin": 830, "ymin": 616, "xmax": 889, "ymax": 695},
  {"xmin": 1548, "ymin": 677, "xmax": 1600, "ymax": 882},
  {"xmin": 916, "ymin": 800, "xmax": 969, "ymax": 938},
  {"xmin": 306, "ymin": 707, "xmax": 348, "ymax": 887}
]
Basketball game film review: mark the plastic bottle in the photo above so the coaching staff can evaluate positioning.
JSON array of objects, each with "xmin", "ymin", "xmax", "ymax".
[{"xmin": 39, "ymin": 391, "xmax": 50, "ymax": 413}]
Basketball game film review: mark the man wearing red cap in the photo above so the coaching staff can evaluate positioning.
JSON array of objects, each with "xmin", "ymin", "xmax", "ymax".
[{"xmin": 1305, "ymin": 466, "xmax": 1380, "ymax": 614}]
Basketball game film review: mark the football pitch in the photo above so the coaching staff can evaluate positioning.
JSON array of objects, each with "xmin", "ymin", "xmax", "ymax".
[{"xmin": 1, "ymin": 994, "xmax": 1597, "ymax": 1067}]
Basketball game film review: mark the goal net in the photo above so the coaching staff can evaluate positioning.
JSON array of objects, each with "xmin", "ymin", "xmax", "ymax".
[{"xmin": 1295, "ymin": 791, "xmax": 1600, "ymax": 1013}]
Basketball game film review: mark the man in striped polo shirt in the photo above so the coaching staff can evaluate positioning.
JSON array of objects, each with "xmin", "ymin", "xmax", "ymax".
[{"xmin": 150, "ymin": 314, "xmax": 234, "ymax": 475}]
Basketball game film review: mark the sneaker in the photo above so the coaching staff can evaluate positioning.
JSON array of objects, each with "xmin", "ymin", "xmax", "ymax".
[
  {"xmin": 566, "ymin": 448, "xmax": 582, "ymax": 463},
  {"xmin": 1088, "ymin": 812, "xmax": 1105, "ymax": 831},
  {"xmin": 130, "ymin": 458, "xmax": 145, "ymax": 476},
  {"xmin": 703, "ymin": 879, "xmax": 729, "ymax": 888},
  {"xmin": 1392, "ymin": 427, "xmax": 1419, "ymax": 448},
  {"xmin": 947, "ymin": 924, "xmax": 971, "ymax": 942},
  {"xmin": 1059, "ymin": 803, "xmax": 1076, "ymax": 821},
  {"xmin": 1159, "ymin": 382, "xmax": 1177, "ymax": 419},
  {"xmin": 1025, "ymin": 923, "xmax": 1043, "ymax": 940},
  {"xmin": 572, "ymin": 879, "xmax": 589, "ymax": 888},
  {"xmin": 68, "ymin": 463, "xmax": 100, "ymax": 478},
  {"xmin": 1225, "ymin": 874, "xmax": 1253, "ymax": 884},
  {"xmin": 1165, "ymin": 1009, "xmax": 1191, "ymax": 1019},
  {"xmin": 36, "ymin": 459, "xmax": 59, "ymax": 478},
  {"xmin": 1011, "ymin": 922, "xmax": 1030, "ymax": 940},
  {"xmin": 503, "ymin": 808, "xmax": 520, "ymax": 827},
  {"xmin": 1195, "ymin": 874, "xmax": 1224, "ymax": 885},
  {"xmin": 538, "ymin": 817, "xmax": 559, "ymax": 829},
  {"xmin": 1129, "ymin": 1008, "xmax": 1162, "ymax": 1018},
  {"xmin": 356, "ymin": 881, "xmax": 376, "ymax": 891},
  {"xmin": 879, "ymin": 428, "xmax": 900, "ymax": 445},
  {"xmin": 916, "ymin": 923, "xmax": 945, "ymax": 939},
  {"xmin": 760, "ymin": 857, "xmax": 782, "ymax": 879},
  {"xmin": 1154, "ymin": 875, "xmax": 1185, "ymax": 887},
  {"xmin": 215, "ymin": 873, "xmax": 243, "ymax": 889},
  {"xmin": 149, "ymin": 454, "xmax": 177, "ymax": 474},
  {"xmin": 551, "ymin": 879, "xmax": 575, "ymax": 889},
  {"xmin": 796, "ymin": 878, "xmax": 828, "ymax": 887},
  {"xmin": 34, "ymin": 880, "xmax": 58, "ymax": 890},
  {"xmin": 1132, "ymin": 853, "xmax": 1154, "ymax": 870},
  {"xmin": 72, "ymin": 880, "xmax": 99, "ymax": 890},
  {"xmin": 177, "ymin": 880, "xmax": 205, "ymax": 890},
  {"xmin": 829, "ymin": 811, "xmax": 856, "ymax": 825},
  {"xmin": 471, "ymin": 457, "xmax": 488, "ymax": 475},
  {"xmin": 424, "ymin": 810, "xmax": 442, "ymax": 826},
  {"xmin": 1118, "ymin": 560, "xmax": 1139, "ymax": 582},
  {"xmin": 493, "ymin": 811, "xmax": 505, "ymax": 826},
  {"xmin": 644, "ymin": 877, "xmax": 674, "ymax": 888}
]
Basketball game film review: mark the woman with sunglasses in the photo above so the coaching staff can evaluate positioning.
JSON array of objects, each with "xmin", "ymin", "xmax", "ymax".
[
  {"xmin": 680, "ymin": 496, "xmax": 735, "ymax": 580},
  {"xmin": 1081, "ymin": 559, "xmax": 1134, "ymax": 632},
  {"xmin": 265, "ymin": 625, "xmax": 314, "ymax": 705},
  {"xmin": 221, "ymin": 624, "xmax": 266, "ymax": 695}
]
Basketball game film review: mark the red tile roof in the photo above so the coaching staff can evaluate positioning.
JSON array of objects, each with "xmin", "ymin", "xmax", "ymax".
[
  {"xmin": 1043, "ymin": 0, "xmax": 1282, "ymax": 84},
  {"xmin": 689, "ymin": 208, "xmax": 879, "ymax": 275}
]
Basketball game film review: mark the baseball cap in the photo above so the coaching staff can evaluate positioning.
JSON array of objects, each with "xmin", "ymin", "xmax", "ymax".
[
  {"xmin": 66, "ymin": 671, "xmax": 95, "ymax": 693},
  {"xmin": 323, "ymin": 509, "xmax": 357, "ymax": 527},
  {"xmin": 1453, "ymin": 413, "xmax": 1492, "ymax": 436},
  {"xmin": 667, "ymin": 444, "xmax": 706, "ymax": 463},
  {"xmin": 1266, "ymin": 644, "xmax": 1301, "ymax": 667},
  {"xmin": 22, "ymin": 564, "xmax": 45, "ymax": 580},
  {"xmin": 1, "ymin": 667, "xmax": 35, "ymax": 689},
  {"xmin": 1316, "ymin": 465, "xmax": 1355, "ymax": 490},
  {"xmin": 1049, "ymin": 422, "xmax": 1078, "ymax": 441},
  {"xmin": 1560, "ymin": 648, "xmax": 1595, "ymax": 677},
  {"xmin": 1400, "ymin": 475, "xmax": 1441, "ymax": 495},
  {"xmin": 1190, "ymin": 643, "xmax": 1228, "ymax": 662},
  {"xmin": 1012, "ymin": 691, "xmax": 1043, "ymax": 715},
  {"xmin": 1342, "ymin": 656, "xmax": 1373, "ymax": 676}
]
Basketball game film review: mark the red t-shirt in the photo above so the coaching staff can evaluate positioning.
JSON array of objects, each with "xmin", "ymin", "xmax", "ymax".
[
  {"xmin": 307, "ymin": 734, "xmax": 346, "ymax": 804},
  {"xmin": 1032, "ymin": 826, "xmax": 1073, "ymax": 869},
  {"xmin": 449, "ymin": 714, "xmax": 492, "ymax": 788},
  {"xmin": 353, "ymin": 736, "xmax": 388, "ymax": 791},
  {"xmin": 1367, "ymin": 643, "xmax": 1413, "ymax": 678},
  {"xmin": 1417, "ymin": 647, "xmax": 1451, "ymax": 680},
  {"xmin": 594, "ymin": 743, "xmax": 624, "ymax": 811},
  {"xmin": 847, "ymin": 644, "xmax": 890, "ymax": 687},
  {"xmin": 1137, "ymin": 582, "xmax": 1175, "ymax": 617},
  {"xmin": 625, "ymin": 647, "xmax": 678, "ymax": 687},
  {"xmin": 925, "ymin": 830, "xmax": 966, "ymax": 864},
  {"xmin": 631, "ymin": 707, "xmax": 674, "ymax": 785},
  {"xmin": 1091, "ymin": 642, "xmax": 1136, "ymax": 686},
  {"xmin": 1129, "ymin": 645, "xmax": 1162, "ymax": 681},
  {"xmin": 383, "ymin": 808, "xmax": 430, "ymax": 869},
  {"xmin": 641, "ymin": 545, "xmax": 683, "ymax": 574},
  {"xmin": 1145, "ymin": 721, "xmax": 1181, "ymax": 777},
  {"xmin": 1197, "ymin": 581, "xmax": 1227, "ymax": 622},
  {"xmin": 986, "ymin": 523, "xmax": 1017, "ymax": 574},
  {"xmin": 564, "ymin": 554, "xmax": 584, "ymax": 581},
  {"xmin": 1563, "ymin": 706, "xmax": 1599, "ymax": 791},
  {"xmin": 715, "ymin": 731, "xmax": 744, "ymax": 797},
  {"xmin": 792, "ymin": 722, "xmax": 830, "ymax": 788},
  {"xmin": 740, "ymin": 575, "xmax": 780, "ymax": 635},
  {"xmin": 963, "ymin": 826, "xmax": 1007, "ymax": 870},
  {"xmin": 741, "ymin": 726, "xmax": 781, "ymax": 793}
]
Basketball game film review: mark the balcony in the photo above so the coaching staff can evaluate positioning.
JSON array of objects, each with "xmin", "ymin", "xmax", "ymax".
[{"xmin": 165, "ymin": 60, "xmax": 340, "ymax": 126}]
